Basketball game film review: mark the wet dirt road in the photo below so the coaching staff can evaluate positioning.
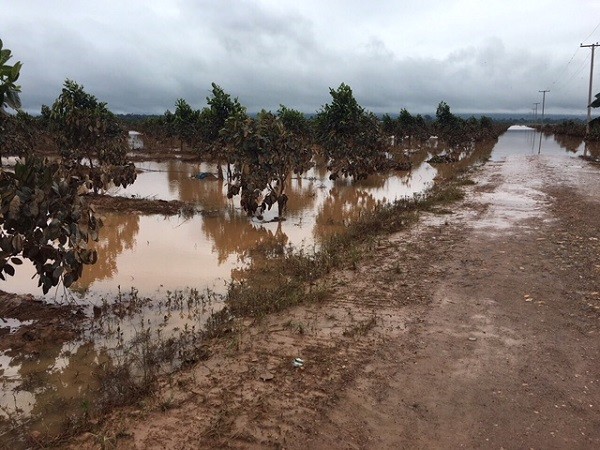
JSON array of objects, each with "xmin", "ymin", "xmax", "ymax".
[{"xmin": 290, "ymin": 155, "xmax": 600, "ymax": 449}]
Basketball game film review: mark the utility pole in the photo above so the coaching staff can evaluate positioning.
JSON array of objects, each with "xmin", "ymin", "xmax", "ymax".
[
  {"xmin": 533, "ymin": 102, "xmax": 540, "ymax": 125},
  {"xmin": 581, "ymin": 42, "xmax": 599, "ymax": 133},
  {"xmin": 538, "ymin": 90, "xmax": 549, "ymax": 154},
  {"xmin": 539, "ymin": 90, "xmax": 549, "ymax": 127}
]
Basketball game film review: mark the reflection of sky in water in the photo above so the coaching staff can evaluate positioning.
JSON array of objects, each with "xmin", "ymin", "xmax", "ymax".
[{"xmin": 491, "ymin": 127, "xmax": 585, "ymax": 161}]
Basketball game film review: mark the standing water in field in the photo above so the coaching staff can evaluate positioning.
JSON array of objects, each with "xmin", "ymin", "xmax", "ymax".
[{"xmin": 3, "ymin": 158, "xmax": 438, "ymax": 298}]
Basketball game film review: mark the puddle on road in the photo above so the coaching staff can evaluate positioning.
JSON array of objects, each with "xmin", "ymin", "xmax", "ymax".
[
  {"xmin": 473, "ymin": 127, "xmax": 597, "ymax": 234},
  {"xmin": 490, "ymin": 125, "xmax": 592, "ymax": 161}
]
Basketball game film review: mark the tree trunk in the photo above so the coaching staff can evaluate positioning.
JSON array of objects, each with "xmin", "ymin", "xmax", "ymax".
[{"xmin": 276, "ymin": 177, "xmax": 286, "ymax": 217}]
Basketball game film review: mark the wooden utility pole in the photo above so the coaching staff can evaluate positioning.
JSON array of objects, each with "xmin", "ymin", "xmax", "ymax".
[
  {"xmin": 533, "ymin": 102, "xmax": 540, "ymax": 125},
  {"xmin": 538, "ymin": 90, "xmax": 549, "ymax": 127},
  {"xmin": 538, "ymin": 90, "xmax": 549, "ymax": 154},
  {"xmin": 581, "ymin": 42, "xmax": 599, "ymax": 133}
]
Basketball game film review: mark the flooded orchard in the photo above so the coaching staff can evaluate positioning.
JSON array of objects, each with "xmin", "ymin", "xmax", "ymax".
[
  {"xmin": 3, "ymin": 159, "xmax": 438, "ymax": 299},
  {"xmin": 0, "ymin": 127, "xmax": 594, "ymax": 446}
]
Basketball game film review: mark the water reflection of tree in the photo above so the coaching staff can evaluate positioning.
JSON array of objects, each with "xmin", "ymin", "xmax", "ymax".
[
  {"xmin": 202, "ymin": 206, "xmax": 289, "ymax": 264},
  {"xmin": 276, "ymin": 174, "xmax": 318, "ymax": 218},
  {"xmin": 27, "ymin": 343, "xmax": 107, "ymax": 430},
  {"xmin": 313, "ymin": 186, "xmax": 380, "ymax": 240},
  {"xmin": 3, "ymin": 340, "xmax": 110, "ymax": 439},
  {"xmin": 165, "ymin": 160, "xmax": 227, "ymax": 209},
  {"xmin": 408, "ymin": 146, "xmax": 436, "ymax": 168},
  {"xmin": 554, "ymin": 134, "xmax": 583, "ymax": 153},
  {"xmin": 433, "ymin": 139, "xmax": 496, "ymax": 180},
  {"xmin": 72, "ymin": 213, "xmax": 140, "ymax": 292}
]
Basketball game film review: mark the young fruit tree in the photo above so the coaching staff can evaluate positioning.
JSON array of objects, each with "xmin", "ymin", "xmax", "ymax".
[
  {"xmin": 167, "ymin": 98, "xmax": 201, "ymax": 150},
  {"xmin": 315, "ymin": 83, "xmax": 407, "ymax": 180},
  {"xmin": 43, "ymin": 79, "xmax": 137, "ymax": 191},
  {"xmin": 222, "ymin": 111, "xmax": 312, "ymax": 218},
  {"xmin": 1, "ymin": 49, "xmax": 136, "ymax": 292},
  {"xmin": 198, "ymin": 83, "xmax": 247, "ymax": 179}
]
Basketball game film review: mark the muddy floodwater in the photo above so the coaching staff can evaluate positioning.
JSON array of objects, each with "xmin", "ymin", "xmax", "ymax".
[
  {"xmin": 0, "ymin": 127, "xmax": 594, "ymax": 445},
  {"xmin": 4, "ymin": 158, "xmax": 438, "ymax": 299}
]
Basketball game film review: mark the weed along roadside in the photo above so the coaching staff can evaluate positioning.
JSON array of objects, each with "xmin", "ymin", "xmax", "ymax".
[{"xmin": 207, "ymin": 172, "xmax": 470, "ymax": 333}]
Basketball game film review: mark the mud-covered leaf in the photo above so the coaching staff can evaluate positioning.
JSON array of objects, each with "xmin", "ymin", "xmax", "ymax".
[
  {"xmin": 3, "ymin": 264, "xmax": 15, "ymax": 277},
  {"xmin": 9, "ymin": 194, "xmax": 21, "ymax": 217}
]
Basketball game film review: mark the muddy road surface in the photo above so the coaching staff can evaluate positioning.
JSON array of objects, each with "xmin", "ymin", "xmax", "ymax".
[{"xmin": 72, "ymin": 153, "xmax": 599, "ymax": 449}]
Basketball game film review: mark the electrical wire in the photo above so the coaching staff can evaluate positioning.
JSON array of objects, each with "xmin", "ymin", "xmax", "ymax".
[
  {"xmin": 552, "ymin": 51, "xmax": 590, "ymax": 93},
  {"xmin": 545, "ymin": 20, "xmax": 600, "ymax": 93},
  {"xmin": 582, "ymin": 19, "xmax": 600, "ymax": 42}
]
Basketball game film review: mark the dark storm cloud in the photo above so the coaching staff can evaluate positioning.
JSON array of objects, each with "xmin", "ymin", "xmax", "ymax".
[{"xmin": 3, "ymin": 0, "xmax": 600, "ymax": 116}]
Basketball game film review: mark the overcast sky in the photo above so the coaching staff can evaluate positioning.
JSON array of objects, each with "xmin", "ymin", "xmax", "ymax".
[{"xmin": 3, "ymin": 0, "xmax": 600, "ymax": 115}]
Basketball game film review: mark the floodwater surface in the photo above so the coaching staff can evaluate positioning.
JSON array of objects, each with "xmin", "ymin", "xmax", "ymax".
[{"xmin": 3, "ymin": 158, "xmax": 438, "ymax": 298}]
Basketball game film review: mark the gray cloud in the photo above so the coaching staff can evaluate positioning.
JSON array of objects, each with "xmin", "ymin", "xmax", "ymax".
[{"xmin": 3, "ymin": 0, "xmax": 599, "ymax": 116}]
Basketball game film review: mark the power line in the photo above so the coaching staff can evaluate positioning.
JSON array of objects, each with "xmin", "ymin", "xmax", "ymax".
[
  {"xmin": 547, "ymin": 20, "xmax": 600, "ymax": 92},
  {"xmin": 583, "ymin": 20, "xmax": 600, "ymax": 42},
  {"xmin": 552, "ymin": 51, "xmax": 591, "ymax": 93},
  {"xmin": 550, "ymin": 47, "xmax": 582, "ymax": 89}
]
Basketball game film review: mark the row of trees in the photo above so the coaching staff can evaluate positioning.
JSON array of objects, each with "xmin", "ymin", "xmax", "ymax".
[{"xmin": 137, "ymin": 84, "xmax": 502, "ymax": 217}]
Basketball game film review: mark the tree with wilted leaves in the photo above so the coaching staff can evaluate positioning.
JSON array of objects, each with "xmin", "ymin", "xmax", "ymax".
[
  {"xmin": 1, "ymin": 52, "xmax": 135, "ymax": 292},
  {"xmin": 222, "ymin": 111, "xmax": 312, "ymax": 218},
  {"xmin": 315, "ymin": 83, "xmax": 402, "ymax": 180},
  {"xmin": 43, "ymin": 80, "xmax": 137, "ymax": 190}
]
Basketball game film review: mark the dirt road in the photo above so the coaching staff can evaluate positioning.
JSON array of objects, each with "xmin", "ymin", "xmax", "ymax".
[{"xmin": 75, "ymin": 154, "xmax": 600, "ymax": 449}]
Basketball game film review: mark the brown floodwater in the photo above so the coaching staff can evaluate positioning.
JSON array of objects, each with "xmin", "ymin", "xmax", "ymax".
[
  {"xmin": 1, "ymin": 129, "xmax": 594, "ymax": 445},
  {"xmin": 3, "ymin": 156, "xmax": 438, "ymax": 298}
]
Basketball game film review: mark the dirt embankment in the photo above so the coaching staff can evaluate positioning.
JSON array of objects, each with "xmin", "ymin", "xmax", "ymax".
[
  {"xmin": 87, "ymin": 194, "xmax": 197, "ymax": 216},
  {"xmin": 70, "ymin": 154, "xmax": 599, "ymax": 449},
  {"xmin": 0, "ymin": 292, "xmax": 84, "ymax": 355}
]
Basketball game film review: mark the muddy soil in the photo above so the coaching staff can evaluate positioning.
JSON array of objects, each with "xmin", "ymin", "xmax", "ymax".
[
  {"xmin": 87, "ymin": 193, "xmax": 198, "ymax": 215},
  {"xmin": 0, "ymin": 292, "xmax": 84, "ymax": 354},
  {"xmin": 67, "ymin": 154, "xmax": 599, "ymax": 449}
]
